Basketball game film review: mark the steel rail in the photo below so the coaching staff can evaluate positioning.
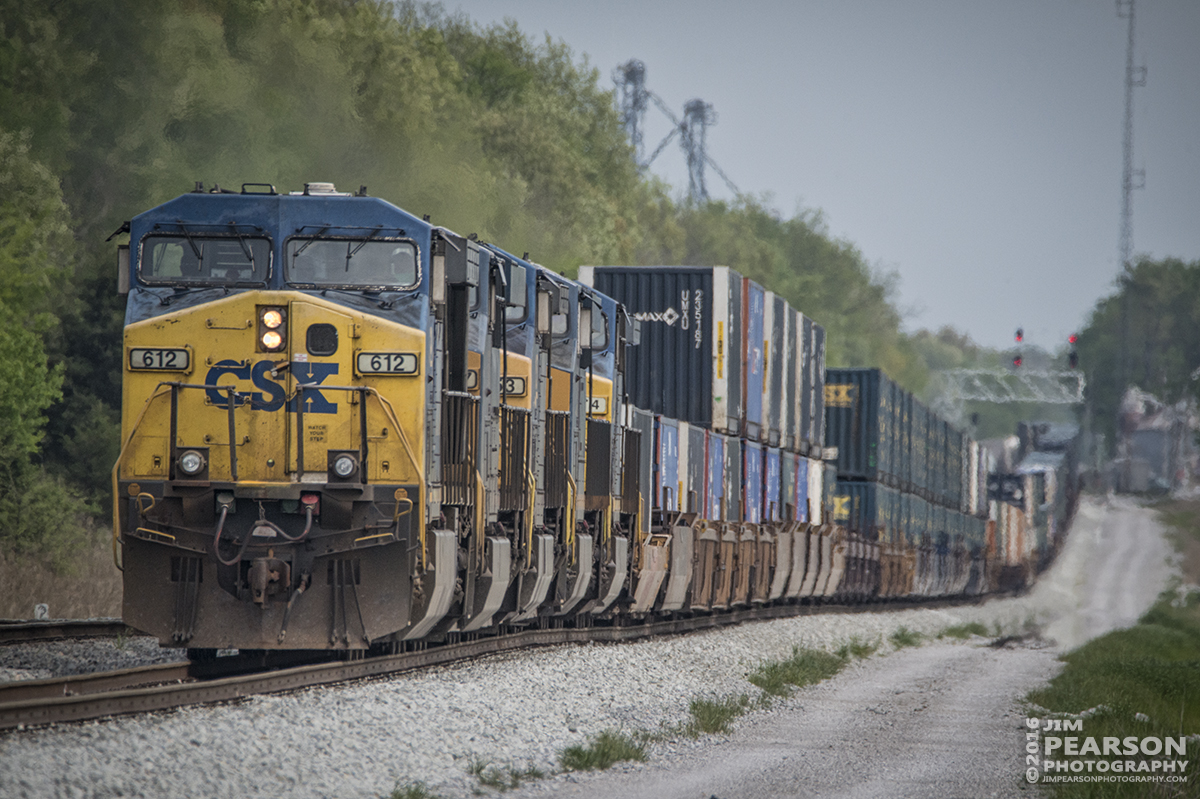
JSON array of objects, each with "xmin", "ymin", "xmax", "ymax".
[
  {"xmin": 0, "ymin": 595, "xmax": 992, "ymax": 732},
  {"xmin": 0, "ymin": 619, "xmax": 136, "ymax": 646},
  {"xmin": 0, "ymin": 662, "xmax": 191, "ymax": 705}
]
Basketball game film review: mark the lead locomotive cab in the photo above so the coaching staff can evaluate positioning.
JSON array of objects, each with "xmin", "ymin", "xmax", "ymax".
[{"xmin": 115, "ymin": 182, "xmax": 434, "ymax": 652}]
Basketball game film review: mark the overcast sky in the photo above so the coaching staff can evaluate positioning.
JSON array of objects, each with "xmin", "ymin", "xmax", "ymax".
[{"xmin": 447, "ymin": 0, "xmax": 1200, "ymax": 352}]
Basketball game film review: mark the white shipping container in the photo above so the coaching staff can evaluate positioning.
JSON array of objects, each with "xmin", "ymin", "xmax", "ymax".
[{"xmin": 807, "ymin": 457, "xmax": 824, "ymax": 525}]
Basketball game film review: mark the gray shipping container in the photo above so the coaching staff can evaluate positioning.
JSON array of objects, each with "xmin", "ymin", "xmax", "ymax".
[
  {"xmin": 809, "ymin": 322, "xmax": 827, "ymax": 450},
  {"xmin": 580, "ymin": 266, "xmax": 744, "ymax": 435},
  {"xmin": 765, "ymin": 293, "xmax": 786, "ymax": 448},
  {"xmin": 799, "ymin": 314, "xmax": 812, "ymax": 452},
  {"xmin": 784, "ymin": 307, "xmax": 799, "ymax": 452}
]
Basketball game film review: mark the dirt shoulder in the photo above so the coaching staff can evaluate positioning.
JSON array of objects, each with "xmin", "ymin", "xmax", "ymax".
[{"xmin": 530, "ymin": 640, "xmax": 1058, "ymax": 799}]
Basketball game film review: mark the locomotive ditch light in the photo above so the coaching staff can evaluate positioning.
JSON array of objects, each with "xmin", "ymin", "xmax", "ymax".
[
  {"xmin": 257, "ymin": 306, "xmax": 287, "ymax": 352},
  {"xmin": 177, "ymin": 449, "xmax": 207, "ymax": 476},
  {"xmin": 329, "ymin": 451, "xmax": 359, "ymax": 480}
]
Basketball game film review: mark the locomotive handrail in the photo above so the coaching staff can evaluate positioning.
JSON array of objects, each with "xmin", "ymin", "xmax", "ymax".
[
  {"xmin": 525, "ymin": 466, "xmax": 536, "ymax": 556},
  {"xmin": 565, "ymin": 473, "xmax": 577, "ymax": 563},
  {"xmin": 111, "ymin": 381, "xmax": 422, "ymax": 567},
  {"xmin": 110, "ymin": 383, "xmax": 175, "ymax": 570}
]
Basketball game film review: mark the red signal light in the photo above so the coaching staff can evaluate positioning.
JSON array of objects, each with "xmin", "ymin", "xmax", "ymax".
[
  {"xmin": 1012, "ymin": 355, "xmax": 1022, "ymax": 368},
  {"xmin": 1068, "ymin": 333, "xmax": 1078, "ymax": 345},
  {"xmin": 1015, "ymin": 328, "xmax": 1024, "ymax": 343}
]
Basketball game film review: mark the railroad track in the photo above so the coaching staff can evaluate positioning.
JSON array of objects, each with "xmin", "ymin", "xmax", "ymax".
[
  {"xmin": 0, "ymin": 619, "xmax": 136, "ymax": 646},
  {"xmin": 0, "ymin": 596, "xmax": 988, "ymax": 732}
]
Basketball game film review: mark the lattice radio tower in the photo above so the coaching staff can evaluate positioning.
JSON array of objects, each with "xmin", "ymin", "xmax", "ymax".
[
  {"xmin": 1117, "ymin": 0, "xmax": 1146, "ymax": 274},
  {"xmin": 613, "ymin": 60, "xmax": 739, "ymax": 204},
  {"xmin": 614, "ymin": 60, "xmax": 649, "ymax": 166}
]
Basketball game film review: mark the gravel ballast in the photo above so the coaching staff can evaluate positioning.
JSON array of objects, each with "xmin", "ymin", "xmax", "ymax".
[
  {"xmin": 0, "ymin": 637, "xmax": 186, "ymax": 683},
  {"xmin": 0, "ymin": 496, "xmax": 1175, "ymax": 798}
]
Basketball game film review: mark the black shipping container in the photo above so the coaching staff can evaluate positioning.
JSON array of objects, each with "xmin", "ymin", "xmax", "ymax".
[
  {"xmin": 580, "ymin": 266, "xmax": 743, "ymax": 435},
  {"xmin": 824, "ymin": 368, "xmax": 901, "ymax": 484}
]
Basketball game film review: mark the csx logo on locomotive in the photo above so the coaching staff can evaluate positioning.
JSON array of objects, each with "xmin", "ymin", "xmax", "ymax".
[{"xmin": 204, "ymin": 359, "xmax": 339, "ymax": 413}]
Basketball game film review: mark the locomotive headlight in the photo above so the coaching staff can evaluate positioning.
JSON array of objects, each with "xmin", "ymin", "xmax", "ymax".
[
  {"xmin": 332, "ymin": 454, "xmax": 358, "ymax": 478},
  {"xmin": 178, "ymin": 449, "xmax": 206, "ymax": 476},
  {"xmin": 257, "ymin": 306, "xmax": 287, "ymax": 352}
]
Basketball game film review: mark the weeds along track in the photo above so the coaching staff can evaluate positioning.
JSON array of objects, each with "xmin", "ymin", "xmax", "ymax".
[{"xmin": 0, "ymin": 596, "xmax": 993, "ymax": 732}]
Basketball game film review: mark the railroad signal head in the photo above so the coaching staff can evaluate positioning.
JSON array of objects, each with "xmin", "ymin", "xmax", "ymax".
[
  {"xmin": 1068, "ymin": 332, "xmax": 1078, "ymax": 345},
  {"xmin": 1015, "ymin": 328, "xmax": 1024, "ymax": 343},
  {"xmin": 1012, "ymin": 354, "xmax": 1022, "ymax": 368},
  {"xmin": 1068, "ymin": 351, "xmax": 1078, "ymax": 369}
]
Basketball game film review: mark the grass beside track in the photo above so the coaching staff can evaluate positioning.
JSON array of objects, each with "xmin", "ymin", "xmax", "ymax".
[
  {"xmin": 559, "ymin": 730, "xmax": 648, "ymax": 771},
  {"xmin": 1023, "ymin": 499, "xmax": 1200, "ymax": 798},
  {"xmin": 0, "ymin": 536, "xmax": 121, "ymax": 619}
]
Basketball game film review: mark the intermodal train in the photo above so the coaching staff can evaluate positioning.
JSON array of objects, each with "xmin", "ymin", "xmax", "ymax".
[{"xmin": 111, "ymin": 183, "xmax": 1076, "ymax": 655}]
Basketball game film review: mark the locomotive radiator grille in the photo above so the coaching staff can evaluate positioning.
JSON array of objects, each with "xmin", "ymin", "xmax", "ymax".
[
  {"xmin": 544, "ymin": 411, "xmax": 570, "ymax": 509},
  {"xmin": 585, "ymin": 419, "xmax": 613, "ymax": 499},
  {"xmin": 442, "ymin": 391, "xmax": 479, "ymax": 507},
  {"xmin": 499, "ymin": 406, "xmax": 531, "ymax": 511},
  {"xmin": 621, "ymin": 428, "xmax": 641, "ymax": 508}
]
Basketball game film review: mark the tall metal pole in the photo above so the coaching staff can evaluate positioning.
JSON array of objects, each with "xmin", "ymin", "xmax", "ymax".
[
  {"xmin": 614, "ymin": 60, "xmax": 649, "ymax": 167},
  {"xmin": 1116, "ymin": 0, "xmax": 1145, "ymax": 411},
  {"xmin": 681, "ymin": 99, "xmax": 716, "ymax": 203},
  {"xmin": 1117, "ymin": 0, "xmax": 1145, "ymax": 275}
]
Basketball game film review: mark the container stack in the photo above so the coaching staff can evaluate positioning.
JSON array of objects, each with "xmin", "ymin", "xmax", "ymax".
[
  {"xmin": 824, "ymin": 368, "xmax": 990, "ymax": 597},
  {"xmin": 580, "ymin": 266, "xmax": 830, "ymax": 532}
]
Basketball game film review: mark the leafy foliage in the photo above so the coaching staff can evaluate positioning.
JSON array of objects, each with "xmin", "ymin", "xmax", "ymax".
[
  {"xmin": 1076, "ymin": 257, "xmax": 1200, "ymax": 451},
  {"xmin": 0, "ymin": 0, "xmax": 935, "ymax": 559}
]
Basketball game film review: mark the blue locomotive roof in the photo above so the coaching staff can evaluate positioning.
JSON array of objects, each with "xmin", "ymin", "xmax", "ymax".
[{"xmin": 125, "ymin": 184, "xmax": 439, "ymax": 327}]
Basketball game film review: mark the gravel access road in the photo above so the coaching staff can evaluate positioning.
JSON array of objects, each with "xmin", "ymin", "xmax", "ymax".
[
  {"xmin": 0, "ymin": 495, "xmax": 1178, "ymax": 798},
  {"xmin": 507, "ymin": 494, "xmax": 1178, "ymax": 799}
]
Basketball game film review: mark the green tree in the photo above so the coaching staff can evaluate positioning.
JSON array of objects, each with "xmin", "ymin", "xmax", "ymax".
[
  {"xmin": 0, "ymin": 0, "xmax": 956, "ymax": 543},
  {"xmin": 0, "ymin": 131, "xmax": 90, "ymax": 568},
  {"xmin": 1077, "ymin": 257, "xmax": 1200, "ymax": 450}
]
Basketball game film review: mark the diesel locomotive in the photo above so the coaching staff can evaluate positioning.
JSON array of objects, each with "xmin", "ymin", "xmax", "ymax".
[{"xmin": 111, "ymin": 182, "xmax": 1074, "ymax": 656}]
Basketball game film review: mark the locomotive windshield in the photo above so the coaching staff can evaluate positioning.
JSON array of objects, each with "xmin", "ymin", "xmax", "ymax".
[
  {"xmin": 591, "ymin": 308, "xmax": 608, "ymax": 349},
  {"xmin": 141, "ymin": 234, "xmax": 271, "ymax": 285},
  {"xmin": 286, "ymin": 237, "xmax": 418, "ymax": 289}
]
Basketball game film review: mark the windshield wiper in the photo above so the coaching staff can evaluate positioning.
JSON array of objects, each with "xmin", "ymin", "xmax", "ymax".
[
  {"xmin": 175, "ymin": 221, "xmax": 203, "ymax": 260},
  {"xmin": 344, "ymin": 227, "xmax": 382, "ymax": 272},
  {"xmin": 292, "ymin": 227, "xmax": 329, "ymax": 262},
  {"xmin": 314, "ymin": 287, "xmax": 387, "ymax": 308},
  {"xmin": 228, "ymin": 223, "xmax": 256, "ymax": 271}
]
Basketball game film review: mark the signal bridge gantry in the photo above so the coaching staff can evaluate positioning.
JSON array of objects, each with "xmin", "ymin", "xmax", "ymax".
[{"xmin": 931, "ymin": 368, "xmax": 1086, "ymax": 425}]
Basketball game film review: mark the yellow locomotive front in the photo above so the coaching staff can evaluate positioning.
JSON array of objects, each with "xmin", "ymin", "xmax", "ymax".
[{"xmin": 115, "ymin": 183, "xmax": 439, "ymax": 653}]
